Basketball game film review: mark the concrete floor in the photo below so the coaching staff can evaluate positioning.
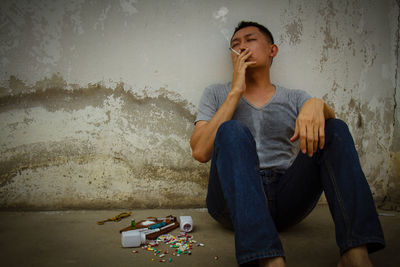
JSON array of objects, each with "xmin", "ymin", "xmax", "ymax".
[{"xmin": 0, "ymin": 205, "xmax": 398, "ymax": 267}]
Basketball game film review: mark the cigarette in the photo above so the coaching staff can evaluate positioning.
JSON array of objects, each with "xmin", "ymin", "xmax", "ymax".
[{"xmin": 230, "ymin": 47, "xmax": 240, "ymax": 55}]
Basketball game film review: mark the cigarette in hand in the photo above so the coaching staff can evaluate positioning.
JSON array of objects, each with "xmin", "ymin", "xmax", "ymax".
[{"xmin": 230, "ymin": 47, "xmax": 240, "ymax": 55}]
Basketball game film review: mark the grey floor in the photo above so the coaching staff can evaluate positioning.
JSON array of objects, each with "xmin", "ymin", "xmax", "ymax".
[{"xmin": 0, "ymin": 205, "xmax": 398, "ymax": 267}]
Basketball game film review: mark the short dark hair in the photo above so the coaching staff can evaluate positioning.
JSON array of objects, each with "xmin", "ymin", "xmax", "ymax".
[{"xmin": 231, "ymin": 21, "xmax": 274, "ymax": 44}]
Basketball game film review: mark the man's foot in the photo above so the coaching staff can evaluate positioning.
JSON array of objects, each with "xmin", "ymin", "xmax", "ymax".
[
  {"xmin": 259, "ymin": 256, "xmax": 286, "ymax": 267},
  {"xmin": 337, "ymin": 245, "xmax": 374, "ymax": 267}
]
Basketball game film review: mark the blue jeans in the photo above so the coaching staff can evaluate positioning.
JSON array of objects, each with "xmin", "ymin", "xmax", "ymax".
[{"xmin": 206, "ymin": 119, "xmax": 385, "ymax": 265}]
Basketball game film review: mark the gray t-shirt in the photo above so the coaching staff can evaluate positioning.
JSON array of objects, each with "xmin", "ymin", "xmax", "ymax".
[{"xmin": 195, "ymin": 82, "xmax": 311, "ymax": 171}]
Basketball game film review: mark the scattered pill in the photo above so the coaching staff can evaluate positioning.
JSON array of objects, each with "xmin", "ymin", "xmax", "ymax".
[
  {"xmin": 132, "ymin": 234, "xmax": 206, "ymax": 259},
  {"xmin": 214, "ymin": 256, "xmax": 219, "ymax": 260}
]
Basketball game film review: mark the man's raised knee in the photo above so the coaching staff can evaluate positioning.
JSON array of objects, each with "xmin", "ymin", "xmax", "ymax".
[
  {"xmin": 324, "ymin": 118, "xmax": 354, "ymax": 144},
  {"xmin": 216, "ymin": 120, "xmax": 253, "ymax": 145},
  {"xmin": 325, "ymin": 119, "xmax": 350, "ymax": 133}
]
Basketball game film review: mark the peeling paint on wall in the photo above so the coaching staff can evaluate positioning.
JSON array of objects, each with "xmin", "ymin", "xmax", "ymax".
[
  {"xmin": 283, "ymin": 19, "xmax": 303, "ymax": 46},
  {"xmin": 322, "ymin": 80, "xmax": 395, "ymax": 200},
  {"xmin": 119, "ymin": 0, "xmax": 139, "ymax": 16},
  {"xmin": 0, "ymin": 74, "xmax": 208, "ymax": 209},
  {"xmin": 280, "ymin": 2, "xmax": 304, "ymax": 46},
  {"xmin": 381, "ymin": 0, "xmax": 400, "ymax": 211}
]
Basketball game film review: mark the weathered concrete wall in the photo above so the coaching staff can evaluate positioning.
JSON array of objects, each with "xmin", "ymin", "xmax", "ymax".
[
  {"xmin": 383, "ymin": 0, "xmax": 400, "ymax": 211},
  {"xmin": 0, "ymin": 0, "xmax": 399, "ymax": 210}
]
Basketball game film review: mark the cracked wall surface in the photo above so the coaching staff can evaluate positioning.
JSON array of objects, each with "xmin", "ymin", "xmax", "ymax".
[
  {"xmin": 0, "ymin": 0, "xmax": 399, "ymax": 209},
  {"xmin": 0, "ymin": 75, "xmax": 208, "ymax": 209},
  {"xmin": 383, "ymin": 0, "xmax": 400, "ymax": 211}
]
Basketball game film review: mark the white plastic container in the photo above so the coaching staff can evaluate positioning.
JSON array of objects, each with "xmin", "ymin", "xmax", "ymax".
[
  {"xmin": 179, "ymin": 216, "xmax": 193, "ymax": 232},
  {"xmin": 121, "ymin": 230, "xmax": 146, "ymax": 247}
]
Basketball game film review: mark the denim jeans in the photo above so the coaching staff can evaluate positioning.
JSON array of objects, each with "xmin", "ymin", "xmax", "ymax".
[{"xmin": 206, "ymin": 119, "xmax": 385, "ymax": 265}]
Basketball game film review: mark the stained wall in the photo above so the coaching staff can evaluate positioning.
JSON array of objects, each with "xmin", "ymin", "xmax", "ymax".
[{"xmin": 0, "ymin": 0, "xmax": 399, "ymax": 209}]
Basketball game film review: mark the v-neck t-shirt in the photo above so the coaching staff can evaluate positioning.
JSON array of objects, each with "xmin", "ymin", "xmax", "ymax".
[{"xmin": 195, "ymin": 82, "xmax": 311, "ymax": 171}]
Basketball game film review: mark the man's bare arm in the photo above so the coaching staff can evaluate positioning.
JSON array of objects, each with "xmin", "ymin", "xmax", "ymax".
[
  {"xmin": 190, "ymin": 48, "xmax": 255, "ymax": 163},
  {"xmin": 190, "ymin": 91, "xmax": 242, "ymax": 162}
]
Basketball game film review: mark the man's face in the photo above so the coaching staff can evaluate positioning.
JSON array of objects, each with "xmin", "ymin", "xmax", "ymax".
[{"xmin": 230, "ymin": 26, "xmax": 273, "ymax": 68}]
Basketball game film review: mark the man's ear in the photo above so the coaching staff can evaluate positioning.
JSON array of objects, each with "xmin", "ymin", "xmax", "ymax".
[{"xmin": 270, "ymin": 44, "xmax": 278, "ymax": 58}]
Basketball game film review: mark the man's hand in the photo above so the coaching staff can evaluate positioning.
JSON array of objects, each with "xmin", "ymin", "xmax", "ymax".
[
  {"xmin": 290, "ymin": 98, "xmax": 327, "ymax": 157},
  {"xmin": 191, "ymin": 49, "xmax": 256, "ymax": 163},
  {"xmin": 231, "ymin": 48, "xmax": 256, "ymax": 95}
]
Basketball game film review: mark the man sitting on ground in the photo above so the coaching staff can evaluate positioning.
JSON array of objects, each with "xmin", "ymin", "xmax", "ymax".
[{"xmin": 190, "ymin": 21, "xmax": 385, "ymax": 266}]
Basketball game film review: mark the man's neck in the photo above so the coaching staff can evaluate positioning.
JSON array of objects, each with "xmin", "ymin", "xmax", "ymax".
[
  {"xmin": 245, "ymin": 67, "xmax": 274, "ymax": 93},
  {"xmin": 242, "ymin": 67, "xmax": 276, "ymax": 108}
]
